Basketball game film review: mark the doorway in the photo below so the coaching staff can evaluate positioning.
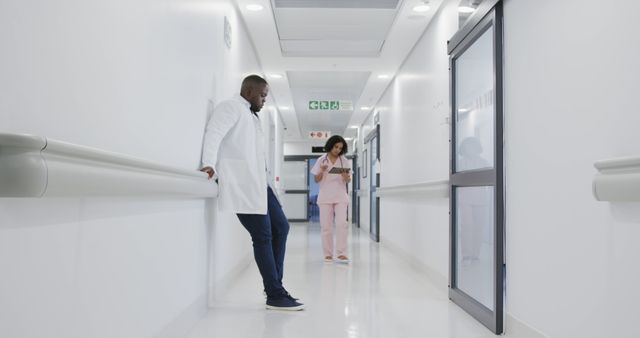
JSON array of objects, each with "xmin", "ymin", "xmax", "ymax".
[
  {"xmin": 308, "ymin": 157, "xmax": 320, "ymax": 222},
  {"xmin": 352, "ymin": 155, "xmax": 359, "ymax": 227},
  {"xmin": 281, "ymin": 157, "xmax": 309, "ymax": 222},
  {"xmin": 364, "ymin": 125, "xmax": 380, "ymax": 242},
  {"xmin": 281, "ymin": 154, "xmax": 352, "ymax": 223}
]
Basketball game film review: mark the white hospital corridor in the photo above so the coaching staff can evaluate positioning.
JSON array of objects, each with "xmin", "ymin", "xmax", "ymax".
[{"xmin": 1, "ymin": 0, "xmax": 639, "ymax": 337}]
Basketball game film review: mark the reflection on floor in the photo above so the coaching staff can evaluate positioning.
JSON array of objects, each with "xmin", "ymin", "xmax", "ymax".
[{"xmin": 184, "ymin": 222, "xmax": 498, "ymax": 338}]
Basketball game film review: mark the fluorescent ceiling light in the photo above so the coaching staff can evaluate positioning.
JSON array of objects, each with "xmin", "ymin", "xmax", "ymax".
[
  {"xmin": 412, "ymin": 2, "xmax": 430, "ymax": 12},
  {"xmin": 345, "ymin": 137, "xmax": 353, "ymax": 141},
  {"xmin": 268, "ymin": 73, "xmax": 283, "ymax": 79},
  {"xmin": 246, "ymin": 4, "xmax": 264, "ymax": 11},
  {"xmin": 458, "ymin": 6, "xmax": 475, "ymax": 13},
  {"xmin": 360, "ymin": 106, "xmax": 370, "ymax": 110},
  {"xmin": 349, "ymin": 125, "xmax": 359, "ymax": 129},
  {"xmin": 280, "ymin": 106, "xmax": 289, "ymax": 110},
  {"xmin": 377, "ymin": 74, "xmax": 390, "ymax": 79}
]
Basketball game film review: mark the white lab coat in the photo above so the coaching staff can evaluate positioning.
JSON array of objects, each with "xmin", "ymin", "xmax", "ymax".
[{"xmin": 201, "ymin": 94, "xmax": 269, "ymax": 214}]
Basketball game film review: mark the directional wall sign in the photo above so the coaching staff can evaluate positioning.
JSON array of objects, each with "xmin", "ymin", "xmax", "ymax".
[
  {"xmin": 308, "ymin": 131, "xmax": 331, "ymax": 139},
  {"xmin": 339, "ymin": 101, "xmax": 353, "ymax": 110},
  {"xmin": 308, "ymin": 100, "xmax": 353, "ymax": 111}
]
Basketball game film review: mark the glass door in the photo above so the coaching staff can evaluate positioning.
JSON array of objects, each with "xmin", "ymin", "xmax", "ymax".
[
  {"xmin": 281, "ymin": 158, "xmax": 309, "ymax": 222},
  {"xmin": 308, "ymin": 158, "xmax": 321, "ymax": 223},
  {"xmin": 352, "ymin": 156, "xmax": 359, "ymax": 227},
  {"xmin": 365, "ymin": 125, "xmax": 380, "ymax": 242},
  {"xmin": 448, "ymin": 1, "xmax": 504, "ymax": 334}
]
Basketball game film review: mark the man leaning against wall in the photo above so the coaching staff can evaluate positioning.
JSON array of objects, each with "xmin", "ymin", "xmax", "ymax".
[{"xmin": 200, "ymin": 74, "xmax": 304, "ymax": 311}]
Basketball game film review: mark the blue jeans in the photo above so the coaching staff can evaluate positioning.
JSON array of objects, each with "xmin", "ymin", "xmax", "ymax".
[{"xmin": 236, "ymin": 187, "xmax": 290, "ymax": 298}]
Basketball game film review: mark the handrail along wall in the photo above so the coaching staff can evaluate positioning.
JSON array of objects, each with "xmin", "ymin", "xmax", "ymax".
[{"xmin": 0, "ymin": 133, "xmax": 218, "ymax": 198}]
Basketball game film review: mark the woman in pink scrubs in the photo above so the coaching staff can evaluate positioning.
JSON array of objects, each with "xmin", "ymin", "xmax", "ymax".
[{"xmin": 310, "ymin": 135, "xmax": 352, "ymax": 263}]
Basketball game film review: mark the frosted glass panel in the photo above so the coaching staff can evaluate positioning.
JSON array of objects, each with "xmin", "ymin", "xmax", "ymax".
[
  {"xmin": 281, "ymin": 193, "xmax": 307, "ymax": 220},
  {"xmin": 281, "ymin": 161, "xmax": 307, "ymax": 190},
  {"xmin": 455, "ymin": 27, "xmax": 494, "ymax": 172},
  {"xmin": 455, "ymin": 186, "xmax": 494, "ymax": 310}
]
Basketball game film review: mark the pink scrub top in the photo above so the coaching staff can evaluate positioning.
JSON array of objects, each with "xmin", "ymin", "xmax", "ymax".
[{"xmin": 311, "ymin": 154, "xmax": 351, "ymax": 204}]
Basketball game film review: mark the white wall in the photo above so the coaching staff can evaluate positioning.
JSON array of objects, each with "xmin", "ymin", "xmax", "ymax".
[
  {"xmin": 363, "ymin": 0, "xmax": 458, "ymax": 285},
  {"xmin": 0, "ymin": 1, "xmax": 272, "ymax": 337},
  {"xmin": 284, "ymin": 140, "xmax": 325, "ymax": 156},
  {"xmin": 503, "ymin": 0, "xmax": 640, "ymax": 337}
]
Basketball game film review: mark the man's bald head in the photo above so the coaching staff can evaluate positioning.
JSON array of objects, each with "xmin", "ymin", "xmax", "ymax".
[
  {"xmin": 240, "ymin": 75, "xmax": 269, "ymax": 113},
  {"xmin": 241, "ymin": 75, "xmax": 268, "ymax": 93}
]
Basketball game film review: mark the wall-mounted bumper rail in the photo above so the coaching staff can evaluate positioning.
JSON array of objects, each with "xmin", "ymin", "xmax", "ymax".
[
  {"xmin": 0, "ymin": 133, "xmax": 217, "ymax": 198},
  {"xmin": 593, "ymin": 156, "xmax": 640, "ymax": 202},
  {"xmin": 376, "ymin": 179, "xmax": 449, "ymax": 199}
]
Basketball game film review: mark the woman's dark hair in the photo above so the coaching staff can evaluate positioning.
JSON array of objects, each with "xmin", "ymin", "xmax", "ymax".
[{"xmin": 324, "ymin": 135, "xmax": 348, "ymax": 155}]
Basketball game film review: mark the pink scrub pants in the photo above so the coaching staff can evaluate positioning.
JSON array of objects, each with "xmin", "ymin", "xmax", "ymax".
[{"xmin": 318, "ymin": 202, "xmax": 349, "ymax": 257}]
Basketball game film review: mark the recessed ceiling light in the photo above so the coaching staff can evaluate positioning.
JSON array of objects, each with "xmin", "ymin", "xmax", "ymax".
[
  {"xmin": 345, "ymin": 137, "xmax": 353, "ymax": 141},
  {"xmin": 458, "ymin": 6, "xmax": 475, "ymax": 13},
  {"xmin": 268, "ymin": 73, "xmax": 283, "ymax": 79},
  {"xmin": 378, "ymin": 74, "xmax": 390, "ymax": 79},
  {"xmin": 412, "ymin": 2, "xmax": 430, "ymax": 12},
  {"xmin": 360, "ymin": 107, "xmax": 370, "ymax": 110},
  {"xmin": 280, "ymin": 106, "xmax": 289, "ymax": 110},
  {"xmin": 246, "ymin": 4, "xmax": 263, "ymax": 11},
  {"xmin": 349, "ymin": 125, "xmax": 359, "ymax": 129}
]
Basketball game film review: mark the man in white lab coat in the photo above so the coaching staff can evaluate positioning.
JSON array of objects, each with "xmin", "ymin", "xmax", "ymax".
[{"xmin": 200, "ymin": 75, "xmax": 304, "ymax": 311}]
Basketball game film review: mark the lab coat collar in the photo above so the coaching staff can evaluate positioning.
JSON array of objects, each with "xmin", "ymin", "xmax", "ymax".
[{"xmin": 234, "ymin": 94, "xmax": 252, "ymax": 110}]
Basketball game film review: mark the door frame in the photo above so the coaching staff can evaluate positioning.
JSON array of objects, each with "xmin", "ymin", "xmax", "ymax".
[
  {"xmin": 352, "ymin": 155, "xmax": 360, "ymax": 227},
  {"xmin": 283, "ymin": 156, "xmax": 311, "ymax": 222},
  {"xmin": 285, "ymin": 154, "xmax": 355, "ymax": 223},
  {"xmin": 364, "ymin": 125, "xmax": 380, "ymax": 242},
  {"xmin": 447, "ymin": 0, "xmax": 505, "ymax": 334}
]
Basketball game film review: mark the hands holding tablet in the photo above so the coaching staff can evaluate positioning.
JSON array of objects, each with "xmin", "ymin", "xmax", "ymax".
[
  {"xmin": 326, "ymin": 167, "xmax": 350, "ymax": 183},
  {"xmin": 327, "ymin": 167, "xmax": 350, "ymax": 174}
]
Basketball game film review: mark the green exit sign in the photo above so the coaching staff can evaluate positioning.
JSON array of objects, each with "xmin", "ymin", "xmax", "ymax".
[{"xmin": 308, "ymin": 100, "xmax": 352, "ymax": 111}]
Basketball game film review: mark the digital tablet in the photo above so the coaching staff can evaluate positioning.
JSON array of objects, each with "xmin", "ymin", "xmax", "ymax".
[{"xmin": 328, "ymin": 167, "xmax": 350, "ymax": 174}]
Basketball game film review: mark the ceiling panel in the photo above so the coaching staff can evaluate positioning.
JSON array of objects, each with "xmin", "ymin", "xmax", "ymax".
[
  {"xmin": 274, "ymin": 7, "xmax": 397, "ymax": 57},
  {"xmin": 280, "ymin": 39, "xmax": 383, "ymax": 57},
  {"xmin": 275, "ymin": 9, "xmax": 396, "ymax": 40},
  {"xmin": 274, "ymin": 0, "xmax": 400, "ymax": 9}
]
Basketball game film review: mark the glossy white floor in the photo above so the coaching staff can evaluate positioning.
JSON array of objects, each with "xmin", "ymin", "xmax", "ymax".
[{"xmin": 184, "ymin": 223, "xmax": 499, "ymax": 338}]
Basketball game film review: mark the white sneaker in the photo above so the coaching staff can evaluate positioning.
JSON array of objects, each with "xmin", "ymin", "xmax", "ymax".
[
  {"xmin": 324, "ymin": 256, "xmax": 333, "ymax": 263},
  {"xmin": 334, "ymin": 256, "xmax": 350, "ymax": 264}
]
